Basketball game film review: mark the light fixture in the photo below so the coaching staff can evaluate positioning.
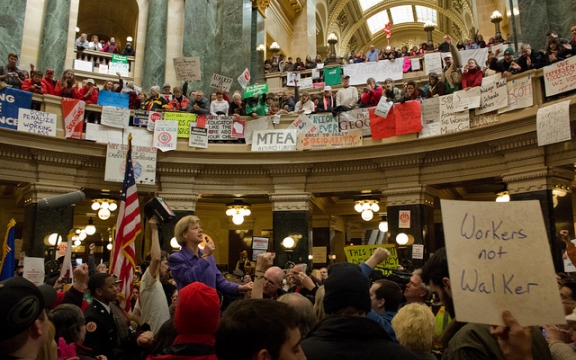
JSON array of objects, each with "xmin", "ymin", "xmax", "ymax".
[
  {"xmin": 423, "ymin": 21, "xmax": 436, "ymax": 48},
  {"xmin": 256, "ymin": 44, "xmax": 265, "ymax": 52},
  {"xmin": 327, "ymin": 33, "xmax": 338, "ymax": 43},
  {"xmin": 74, "ymin": 239, "xmax": 81, "ymax": 247},
  {"xmin": 75, "ymin": 27, "xmax": 80, "ymax": 33},
  {"xmin": 44, "ymin": 233, "xmax": 62, "ymax": 246},
  {"xmin": 107, "ymin": 243, "xmax": 113, "ymax": 250},
  {"xmin": 379, "ymin": 214, "xmax": 389, "ymax": 232},
  {"xmin": 226, "ymin": 199, "xmax": 251, "ymax": 225},
  {"xmin": 269, "ymin": 42, "xmax": 280, "ymax": 54},
  {"xmin": 78, "ymin": 230, "xmax": 87, "ymax": 241},
  {"xmin": 98, "ymin": 208, "xmax": 111, "ymax": 220},
  {"xmin": 308, "ymin": 254, "xmax": 313, "ymax": 260},
  {"xmin": 282, "ymin": 236, "xmax": 295, "ymax": 249},
  {"xmin": 491, "ymin": 11, "xmax": 504, "ymax": 43},
  {"xmin": 170, "ymin": 237, "xmax": 182, "ymax": 250},
  {"xmin": 495, "ymin": 191, "xmax": 510, "ymax": 202},
  {"xmin": 396, "ymin": 233, "xmax": 409, "ymax": 245},
  {"xmin": 92, "ymin": 199, "xmax": 118, "ymax": 220},
  {"xmin": 354, "ymin": 199, "xmax": 380, "ymax": 221},
  {"xmin": 85, "ymin": 217, "xmax": 96, "ymax": 235},
  {"xmin": 127, "ymin": 36, "xmax": 133, "ymax": 42}
]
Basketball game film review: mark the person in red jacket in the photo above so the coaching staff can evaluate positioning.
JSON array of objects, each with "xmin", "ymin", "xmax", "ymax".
[
  {"xmin": 54, "ymin": 69, "xmax": 81, "ymax": 99},
  {"xmin": 79, "ymin": 79, "xmax": 99, "ymax": 104},
  {"xmin": 360, "ymin": 77, "xmax": 383, "ymax": 107},
  {"xmin": 21, "ymin": 70, "xmax": 47, "ymax": 94},
  {"xmin": 101, "ymin": 37, "xmax": 120, "ymax": 54},
  {"xmin": 168, "ymin": 86, "xmax": 189, "ymax": 111},
  {"xmin": 41, "ymin": 69, "xmax": 56, "ymax": 95},
  {"xmin": 462, "ymin": 58, "xmax": 484, "ymax": 89}
]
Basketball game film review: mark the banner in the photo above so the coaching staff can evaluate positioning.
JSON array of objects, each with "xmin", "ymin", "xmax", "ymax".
[
  {"xmin": 153, "ymin": 120, "xmax": 178, "ymax": 152},
  {"xmin": 206, "ymin": 115, "xmax": 234, "ymax": 140},
  {"xmin": 189, "ymin": 126, "xmax": 208, "ymax": 148},
  {"xmin": 288, "ymin": 114, "xmax": 317, "ymax": 134},
  {"xmin": 0, "ymin": 87, "xmax": 33, "ymax": 130},
  {"xmin": 297, "ymin": 130, "xmax": 363, "ymax": 150},
  {"xmin": 173, "ymin": 57, "xmax": 201, "ymax": 81},
  {"xmin": 17, "ymin": 109, "xmax": 57, "ymax": 137},
  {"xmin": 343, "ymin": 59, "xmax": 404, "ymax": 85},
  {"xmin": 61, "ymin": 98, "xmax": 85, "ymax": 139},
  {"xmin": 394, "ymin": 101, "xmax": 422, "ymax": 135},
  {"xmin": 369, "ymin": 107, "xmax": 396, "ymax": 140},
  {"xmin": 245, "ymin": 117, "xmax": 274, "ymax": 145},
  {"xmin": 73, "ymin": 59, "xmax": 93, "ymax": 72},
  {"xmin": 238, "ymin": 68, "xmax": 250, "ymax": 89},
  {"xmin": 109, "ymin": 54, "xmax": 129, "ymax": 77},
  {"xmin": 470, "ymin": 112, "xmax": 500, "ymax": 129},
  {"xmin": 419, "ymin": 97, "xmax": 440, "ymax": 138},
  {"xmin": 536, "ymin": 100, "xmax": 571, "ymax": 146},
  {"xmin": 299, "ymin": 77, "xmax": 313, "ymax": 89},
  {"xmin": 101, "ymin": 106, "xmax": 130, "ymax": 129},
  {"xmin": 323, "ymin": 66, "xmax": 342, "ymax": 86},
  {"xmin": 251, "ymin": 129, "xmax": 298, "ymax": 151},
  {"xmin": 543, "ymin": 55, "xmax": 576, "ymax": 96},
  {"xmin": 452, "ymin": 87, "xmax": 481, "ymax": 112},
  {"xmin": 338, "ymin": 108, "xmax": 371, "ymax": 137},
  {"xmin": 439, "ymin": 95, "xmax": 470, "ymax": 134},
  {"xmin": 475, "ymin": 79, "xmax": 508, "ymax": 115},
  {"xmin": 287, "ymin": 71, "xmax": 301, "ymax": 87},
  {"xmin": 424, "ymin": 53, "xmax": 442, "ymax": 75},
  {"xmin": 344, "ymin": 244, "xmax": 399, "ymax": 275},
  {"xmin": 244, "ymin": 84, "xmax": 268, "ymax": 98},
  {"xmin": 164, "ymin": 112, "xmax": 197, "ymax": 138},
  {"xmin": 210, "ymin": 73, "xmax": 233, "ymax": 92},
  {"xmin": 499, "ymin": 75, "xmax": 533, "ymax": 114},
  {"xmin": 97, "ymin": 90, "xmax": 129, "ymax": 109},
  {"xmin": 232, "ymin": 118, "xmax": 245, "ymax": 138},
  {"xmin": 105, "ymin": 142, "xmax": 157, "ymax": 184},
  {"xmin": 309, "ymin": 113, "xmax": 339, "ymax": 134}
]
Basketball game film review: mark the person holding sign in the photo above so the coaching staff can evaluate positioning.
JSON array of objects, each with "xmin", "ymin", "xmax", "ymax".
[{"xmin": 168, "ymin": 215, "xmax": 253, "ymax": 296}]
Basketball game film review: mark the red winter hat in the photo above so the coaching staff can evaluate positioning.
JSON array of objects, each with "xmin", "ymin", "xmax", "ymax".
[{"xmin": 174, "ymin": 282, "xmax": 221, "ymax": 346}]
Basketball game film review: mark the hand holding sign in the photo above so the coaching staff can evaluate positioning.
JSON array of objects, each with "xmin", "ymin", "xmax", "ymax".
[{"xmin": 490, "ymin": 311, "xmax": 534, "ymax": 360}]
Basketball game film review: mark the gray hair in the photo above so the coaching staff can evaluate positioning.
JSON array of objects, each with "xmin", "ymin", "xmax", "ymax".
[
  {"xmin": 413, "ymin": 269, "xmax": 431, "ymax": 300},
  {"xmin": 278, "ymin": 293, "xmax": 317, "ymax": 338},
  {"xmin": 150, "ymin": 85, "xmax": 160, "ymax": 94}
]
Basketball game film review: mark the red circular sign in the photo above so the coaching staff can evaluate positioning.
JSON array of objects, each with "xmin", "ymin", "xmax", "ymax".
[{"xmin": 150, "ymin": 112, "xmax": 162, "ymax": 122}]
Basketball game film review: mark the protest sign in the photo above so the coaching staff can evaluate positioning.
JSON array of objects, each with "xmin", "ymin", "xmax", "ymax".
[
  {"xmin": 297, "ymin": 130, "xmax": 363, "ymax": 150},
  {"xmin": 375, "ymin": 97, "xmax": 393, "ymax": 118},
  {"xmin": 245, "ymin": 117, "xmax": 273, "ymax": 145},
  {"xmin": 412, "ymin": 244, "xmax": 424, "ymax": 260},
  {"xmin": 311, "ymin": 69, "xmax": 320, "ymax": 79},
  {"xmin": 343, "ymin": 60, "xmax": 403, "ymax": 85},
  {"xmin": 173, "ymin": 57, "xmax": 201, "ymax": 81},
  {"xmin": 470, "ymin": 111, "xmax": 500, "ymax": 129},
  {"xmin": 299, "ymin": 77, "xmax": 313, "ymax": 89},
  {"xmin": 441, "ymin": 48, "xmax": 488, "ymax": 74},
  {"xmin": 124, "ymin": 127, "xmax": 153, "ymax": 146},
  {"xmin": 251, "ymin": 129, "xmax": 298, "ymax": 151},
  {"xmin": 410, "ymin": 58, "xmax": 421, "ymax": 71},
  {"xmin": 287, "ymin": 71, "xmax": 301, "ymax": 87},
  {"xmin": 189, "ymin": 126, "xmax": 208, "ymax": 148},
  {"xmin": 441, "ymin": 199, "xmax": 566, "ymax": 326},
  {"xmin": 338, "ymin": 108, "xmax": 371, "ymax": 136},
  {"xmin": 394, "ymin": 101, "xmax": 422, "ymax": 135},
  {"xmin": 244, "ymin": 84, "xmax": 268, "ymax": 98},
  {"xmin": 309, "ymin": 113, "xmax": 339, "ymax": 134},
  {"xmin": 210, "ymin": 73, "xmax": 233, "ymax": 92},
  {"xmin": 536, "ymin": 100, "xmax": 571, "ymax": 146},
  {"xmin": 344, "ymin": 244, "xmax": 399, "ymax": 275},
  {"xmin": 273, "ymin": 115, "xmax": 281, "ymax": 124},
  {"xmin": 85, "ymin": 123, "xmax": 122, "ymax": 144},
  {"xmin": 369, "ymin": 107, "xmax": 396, "ymax": 140},
  {"xmin": 399, "ymin": 210, "xmax": 411, "ymax": 228},
  {"xmin": 99, "ymin": 64, "xmax": 109, "ymax": 74},
  {"xmin": 419, "ymin": 97, "xmax": 441, "ymax": 138},
  {"xmin": 0, "ymin": 87, "xmax": 33, "ymax": 130},
  {"xmin": 232, "ymin": 118, "xmax": 245, "ymax": 138},
  {"xmin": 61, "ymin": 98, "xmax": 85, "ymax": 139},
  {"xmin": 206, "ymin": 115, "xmax": 234, "ymax": 140},
  {"xmin": 147, "ymin": 111, "xmax": 163, "ymax": 131},
  {"xmin": 499, "ymin": 75, "xmax": 533, "ymax": 114},
  {"xmin": 482, "ymin": 73, "xmax": 502, "ymax": 86},
  {"xmin": 101, "ymin": 106, "xmax": 130, "ymax": 129},
  {"xmin": 17, "ymin": 109, "xmax": 57, "ymax": 137},
  {"xmin": 439, "ymin": 95, "xmax": 470, "ymax": 134},
  {"xmin": 164, "ymin": 112, "xmax": 197, "ymax": 138},
  {"xmin": 238, "ymin": 68, "xmax": 250, "ymax": 88},
  {"xmin": 316, "ymin": 63, "xmax": 324, "ymax": 69},
  {"xmin": 543, "ymin": 56, "xmax": 576, "ymax": 96},
  {"xmin": 109, "ymin": 54, "xmax": 129, "ymax": 77},
  {"xmin": 133, "ymin": 110, "xmax": 149, "ymax": 126},
  {"xmin": 287, "ymin": 114, "xmax": 317, "ymax": 134},
  {"xmin": 452, "ymin": 87, "xmax": 481, "ymax": 112},
  {"xmin": 313, "ymin": 247, "xmax": 327, "ymax": 264},
  {"xmin": 153, "ymin": 120, "xmax": 178, "ymax": 152},
  {"xmin": 105, "ymin": 142, "xmax": 157, "ymax": 184},
  {"xmin": 73, "ymin": 59, "xmax": 93, "ymax": 72},
  {"xmin": 323, "ymin": 66, "xmax": 342, "ymax": 86},
  {"xmin": 424, "ymin": 53, "xmax": 442, "ymax": 75},
  {"xmin": 97, "ymin": 90, "xmax": 130, "ymax": 109},
  {"xmin": 23, "ymin": 257, "xmax": 45, "ymax": 285},
  {"xmin": 475, "ymin": 79, "xmax": 508, "ymax": 115}
]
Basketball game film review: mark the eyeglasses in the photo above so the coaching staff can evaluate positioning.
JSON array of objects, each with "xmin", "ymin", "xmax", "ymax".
[{"xmin": 263, "ymin": 277, "xmax": 279, "ymax": 287}]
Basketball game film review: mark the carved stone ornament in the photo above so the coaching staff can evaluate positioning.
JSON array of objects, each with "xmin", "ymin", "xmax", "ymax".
[{"xmin": 251, "ymin": 0, "xmax": 271, "ymax": 17}]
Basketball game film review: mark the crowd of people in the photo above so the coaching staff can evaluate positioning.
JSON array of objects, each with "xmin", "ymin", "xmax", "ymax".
[{"xmin": 2, "ymin": 214, "xmax": 576, "ymax": 360}]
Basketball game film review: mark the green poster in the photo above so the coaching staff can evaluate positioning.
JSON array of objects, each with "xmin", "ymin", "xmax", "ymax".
[
  {"xmin": 323, "ymin": 66, "xmax": 342, "ymax": 86},
  {"xmin": 111, "ymin": 54, "xmax": 128, "ymax": 64},
  {"xmin": 244, "ymin": 84, "xmax": 269, "ymax": 97}
]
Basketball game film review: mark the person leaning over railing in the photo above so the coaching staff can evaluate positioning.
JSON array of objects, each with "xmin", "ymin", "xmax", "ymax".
[
  {"xmin": 54, "ymin": 69, "xmax": 80, "ymax": 99},
  {"xmin": 361, "ymin": 77, "xmax": 383, "ymax": 107},
  {"xmin": 142, "ymin": 85, "xmax": 169, "ymax": 111}
]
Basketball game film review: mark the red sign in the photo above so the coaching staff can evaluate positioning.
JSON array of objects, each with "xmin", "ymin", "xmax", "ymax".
[
  {"xmin": 369, "ymin": 107, "xmax": 396, "ymax": 140},
  {"xmin": 394, "ymin": 101, "xmax": 422, "ymax": 135}
]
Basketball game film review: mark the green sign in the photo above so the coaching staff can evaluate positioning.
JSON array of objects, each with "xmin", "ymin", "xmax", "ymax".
[
  {"xmin": 244, "ymin": 84, "xmax": 268, "ymax": 98},
  {"xmin": 324, "ymin": 66, "xmax": 342, "ymax": 86},
  {"xmin": 112, "ymin": 54, "xmax": 128, "ymax": 63},
  {"xmin": 164, "ymin": 112, "xmax": 197, "ymax": 138}
]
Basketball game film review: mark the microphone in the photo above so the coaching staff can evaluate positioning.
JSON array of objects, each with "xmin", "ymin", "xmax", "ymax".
[{"xmin": 36, "ymin": 191, "xmax": 86, "ymax": 211}]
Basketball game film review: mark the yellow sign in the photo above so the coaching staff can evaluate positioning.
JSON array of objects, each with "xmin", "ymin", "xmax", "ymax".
[
  {"xmin": 163, "ymin": 112, "xmax": 197, "ymax": 138},
  {"xmin": 344, "ymin": 244, "xmax": 399, "ymax": 275}
]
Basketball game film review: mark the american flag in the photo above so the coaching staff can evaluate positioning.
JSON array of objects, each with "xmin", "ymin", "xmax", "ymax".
[{"xmin": 111, "ymin": 134, "xmax": 141, "ymax": 312}]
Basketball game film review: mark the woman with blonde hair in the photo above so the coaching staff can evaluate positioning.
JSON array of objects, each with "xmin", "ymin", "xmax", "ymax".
[{"xmin": 391, "ymin": 303, "xmax": 436, "ymax": 359}]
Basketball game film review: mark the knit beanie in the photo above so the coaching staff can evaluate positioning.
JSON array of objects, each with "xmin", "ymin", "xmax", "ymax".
[
  {"xmin": 174, "ymin": 282, "xmax": 221, "ymax": 346},
  {"xmin": 323, "ymin": 263, "xmax": 371, "ymax": 315}
]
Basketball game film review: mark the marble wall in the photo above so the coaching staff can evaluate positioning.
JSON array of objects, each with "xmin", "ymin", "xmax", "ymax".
[
  {"xmin": 141, "ymin": 0, "xmax": 167, "ymax": 92},
  {"xmin": 37, "ymin": 0, "xmax": 71, "ymax": 74},
  {"xmin": 220, "ymin": 0, "xmax": 252, "ymax": 95},
  {"xmin": 0, "ymin": 0, "xmax": 27, "ymax": 61},
  {"xmin": 517, "ymin": 0, "xmax": 575, "ymax": 51}
]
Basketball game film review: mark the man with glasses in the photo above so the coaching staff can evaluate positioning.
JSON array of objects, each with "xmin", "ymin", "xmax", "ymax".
[
  {"xmin": 185, "ymin": 90, "xmax": 210, "ymax": 115},
  {"xmin": 251, "ymin": 253, "xmax": 287, "ymax": 300}
]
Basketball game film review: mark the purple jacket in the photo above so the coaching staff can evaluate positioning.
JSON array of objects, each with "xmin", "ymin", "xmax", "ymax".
[{"xmin": 168, "ymin": 246, "xmax": 239, "ymax": 295}]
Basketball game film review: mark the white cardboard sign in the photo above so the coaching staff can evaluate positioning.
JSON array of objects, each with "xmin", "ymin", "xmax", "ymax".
[
  {"xmin": 101, "ymin": 106, "xmax": 130, "ymax": 129},
  {"xmin": 536, "ymin": 100, "xmax": 571, "ymax": 146},
  {"xmin": 17, "ymin": 109, "xmax": 57, "ymax": 137}
]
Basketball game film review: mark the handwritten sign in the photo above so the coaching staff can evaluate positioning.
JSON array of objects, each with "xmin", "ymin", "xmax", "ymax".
[
  {"xmin": 97, "ymin": 90, "xmax": 129, "ymax": 109},
  {"xmin": 419, "ymin": 97, "xmax": 440, "ymax": 138},
  {"xmin": 452, "ymin": 87, "xmax": 481, "ymax": 112},
  {"xmin": 338, "ymin": 108, "xmax": 371, "ymax": 136},
  {"xmin": 210, "ymin": 73, "xmax": 233, "ymax": 92},
  {"xmin": 475, "ymin": 79, "xmax": 508, "ymax": 115},
  {"xmin": 309, "ymin": 113, "xmax": 339, "ymax": 134},
  {"xmin": 297, "ymin": 130, "xmax": 363, "ymax": 150},
  {"xmin": 238, "ymin": 68, "xmax": 250, "ymax": 89},
  {"xmin": 133, "ymin": 109, "xmax": 149, "ymax": 126},
  {"xmin": 369, "ymin": 107, "xmax": 396, "ymax": 140},
  {"xmin": 17, "ymin": 109, "xmax": 57, "ymax": 137},
  {"xmin": 148, "ymin": 111, "xmax": 163, "ymax": 131},
  {"xmin": 375, "ymin": 97, "xmax": 393, "ymax": 118},
  {"xmin": 154, "ymin": 120, "xmax": 178, "ymax": 152},
  {"xmin": 299, "ymin": 77, "xmax": 313, "ymax": 89},
  {"xmin": 543, "ymin": 55, "xmax": 576, "ymax": 96},
  {"xmin": 410, "ymin": 58, "xmax": 421, "ymax": 71},
  {"xmin": 288, "ymin": 114, "xmax": 318, "ymax": 134},
  {"xmin": 189, "ymin": 126, "xmax": 208, "ymax": 148},
  {"xmin": 86, "ymin": 123, "xmax": 122, "ymax": 144},
  {"xmin": 245, "ymin": 117, "xmax": 273, "ymax": 145},
  {"xmin": 342, "ymin": 60, "xmax": 404, "ymax": 85},
  {"xmin": 101, "ymin": 106, "xmax": 130, "ymax": 129},
  {"xmin": 173, "ymin": 56, "xmax": 201, "ymax": 81},
  {"xmin": 536, "ymin": 100, "xmax": 571, "ymax": 146},
  {"xmin": 482, "ymin": 73, "xmax": 502, "ymax": 86},
  {"xmin": 206, "ymin": 115, "xmax": 234, "ymax": 140},
  {"xmin": 105, "ymin": 142, "xmax": 157, "ymax": 184},
  {"xmin": 424, "ymin": 53, "xmax": 442, "ymax": 75},
  {"xmin": 470, "ymin": 112, "xmax": 500, "ymax": 129},
  {"xmin": 244, "ymin": 84, "xmax": 268, "ymax": 98},
  {"xmin": 61, "ymin": 98, "xmax": 85, "ymax": 139},
  {"xmin": 439, "ymin": 95, "xmax": 470, "ymax": 134},
  {"xmin": 394, "ymin": 101, "xmax": 422, "ymax": 135},
  {"xmin": 441, "ymin": 199, "xmax": 566, "ymax": 326},
  {"xmin": 499, "ymin": 75, "xmax": 533, "ymax": 114},
  {"xmin": 164, "ymin": 112, "xmax": 197, "ymax": 138},
  {"xmin": 344, "ymin": 244, "xmax": 399, "ymax": 275},
  {"xmin": 0, "ymin": 87, "xmax": 33, "ymax": 130},
  {"xmin": 251, "ymin": 129, "xmax": 298, "ymax": 152}
]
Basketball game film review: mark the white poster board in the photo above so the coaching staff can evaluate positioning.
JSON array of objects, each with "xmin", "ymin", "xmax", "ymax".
[
  {"xmin": 287, "ymin": 71, "xmax": 301, "ymax": 87},
  {"xmin": 419, "ymin": 97, "xmax": 441, "ymax": 138},
  {"xmin": 173, "ymin": 57, "xmax": 201, "ymax": 81},
  {"xmin": 475, "ymin": 79, "xmax": 508, "ymax": 115},
  {"xmin": 245, "ymin": 117, "xmax": 274, "ymax": 145},
  {"xmin": 287, "ymin": 114, "xmax": 318, "ymax": 134},
  {"xmin": 536, "ymin": 100, "xmax": 571, "ymax": 147},
  {"xmin": 499, "ymin": 75, "xmax": 533, "ymax": 114},
  {"xmin": 105, "ymin": 142, "xmax": 157, "ymax": 184},
  {"xmin": 412, "ymin": 244, "xmax": 424, "ymax": 259},
  {"xmin": 238, "ymin": 68, "xmax": 250, "ymax": 89},
  {"xmin": 153, "ymin": 120, "xmax": 178, "ymax": 152},
  {"xmin": 543, "ymin": 55, "xmax": 576, "ymax": 96},
  {"xmin": 338, "ymin": 108, "xmax": 371, "ymax": 136},
  {"xmin": 441, "ymin": 199, "xmax": 566, "ymax": 326},
  {"xmin": 375, "ymin": 98, "xmax": 394, "ymax": 118},
  {"xmin": 17, "ymin": 109, "xmax": 57, "ymax": 137},
  {"xmin": 439, "ymin": 95, "xmax": 470, "ymax": 134},
  {"xmin": 101, "ymin": 106, "xmax": 130, "ymax": 129},
  {"xmin": 299, "ymin": 77, "xmax": 313, "ymax": 90},
  {"xmin": 251, "ymin": 129, "xmax": 298, "ymax": 152},
  {"xmin": 342, "ymin": 59, "xmax": 404, "ymax": 85},
  {"xmin": 210, "ymin": 73, "xmax": 233, "ymax": 92},
  {"xmin": 424, "ymin": 53, "xmax": 442, "ymax": 75},
  {"xmin": 452, "ymin": 87, "xmax": 481, "ymax": 112},
  {"xmin": 23, "ymin": 257, "xmax": 45, "ymax": 285}
]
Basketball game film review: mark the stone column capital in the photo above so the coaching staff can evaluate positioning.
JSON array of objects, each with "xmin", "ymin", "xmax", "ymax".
[
  {"xmin": 503, "ymin": 166, "xmax": 574, "ymax": 194},
  {"xmin": 155, "ymin": 193, "xmax": 199, "ymax": 212},
  {"xmin": 251, "ymin": 0, "xmax": 271, "ymax": 17},
  {"xmin": 381, "ymin": 185, "xmax": 436, "ymax": 207},
  {"xmin": 269, "ymin": 193, "xmax": 314, "ymax": 212}
]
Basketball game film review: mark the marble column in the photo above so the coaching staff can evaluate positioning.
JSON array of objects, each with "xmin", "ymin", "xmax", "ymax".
[
  {"xmin": 0, "ymin": 0, "xmax": 27, "ymax": 60},
  {"xmin": 37, "ymin": 0, "xmax": 70, "ymax": 74},
  {"xmin": 250, "ymin": 6, "xmax": 265, "ymax": 85},
  {"xmin": 142, "ymin": 0, "xmax": 168, "ymax": 92},
  {"xmin": 183, "ymin": 0, "xmax": 218, "ymax": 93}
]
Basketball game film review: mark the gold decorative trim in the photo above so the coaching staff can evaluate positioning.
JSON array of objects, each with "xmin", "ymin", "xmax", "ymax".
[{"xmin": 251, "ymin": 0, "xmax": 270, "ymax": 18}]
